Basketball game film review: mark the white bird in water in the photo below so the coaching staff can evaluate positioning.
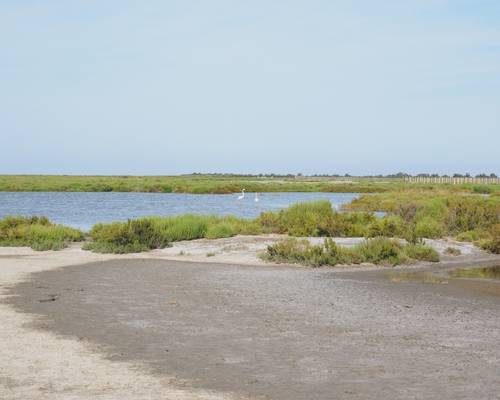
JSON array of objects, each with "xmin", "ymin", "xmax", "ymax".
[
  {"xmin": 255, "ymin": 192, "xmax": 260, "ymax": 202},
  {"xmin": 238, "ymin": 189, "xmax": 246, "ymax": 200}
]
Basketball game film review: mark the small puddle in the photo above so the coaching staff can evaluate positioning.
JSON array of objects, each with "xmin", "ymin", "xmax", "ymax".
[
  {"xmin": 389, "ymin": 265, "xmax": 500, "ymax": 285},
  {"xmin": 449, "ymin": 265, "xmax": 500, "ymax": 280},
  {"xmin": 389, "ymin": 271, "xmax": 448, "ymax": 284}
]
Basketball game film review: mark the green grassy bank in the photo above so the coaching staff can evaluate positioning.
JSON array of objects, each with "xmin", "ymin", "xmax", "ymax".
[{"xmin": 1, "ymin": 175, "xmax": 498, "ymax": 194}]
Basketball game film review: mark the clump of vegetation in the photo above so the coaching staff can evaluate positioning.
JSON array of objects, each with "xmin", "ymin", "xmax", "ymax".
[
  {"xmin": 346, "ymin": 191, "xmax": 500, "ymax": 244},
  {"xmin": 257, "ymin": 200, "xmax": 377, "ymax": 237},
  {"xmin": 83, "ymin": 219, "xmax": 169, "ymax": 253},
  {"xmin": 262, "ymin": 237, "xmax": 439, "ymax": 267},
  {"xmin": 83, "ymin": 214, "xmax": 262, "ymax": 253},
  {"xmin": 455, "ymin": 230, "xmax": 481, "ymax": 242},
  {"xmin": 258, "ymin": 201, "xmax": 337, "ymax": 236},
  {"xmin": 478, "ymin": 224, "xmax": 500, "ymax": 254},
  {"xmin": 366, "ymin": 215, "xmax": 405, "ymax": 238},
  {"xmin": 444, "ymin": 247, "xmax": 461, "ymax": 256},
  {"xmin": 0, "ymin": 216, "xmax": 84, "ymax": 251}
]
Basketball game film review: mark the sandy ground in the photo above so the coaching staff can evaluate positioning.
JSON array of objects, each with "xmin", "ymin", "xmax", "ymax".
[{"xmin": 1, "ymin": 236, "xmax": 500, "ymax": 400}]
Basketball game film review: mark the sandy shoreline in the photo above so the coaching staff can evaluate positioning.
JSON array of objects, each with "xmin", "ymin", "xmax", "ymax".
[{"xmin": 1, "ymin": 236, "xmax": 499, "ymax": 399}]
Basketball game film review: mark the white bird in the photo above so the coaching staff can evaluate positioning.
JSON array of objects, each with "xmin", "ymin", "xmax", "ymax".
[
  {"xmin": 238, "ymin": 189, "xmax": 246, "ymax": 200},
  {"xmin": 255, "ymin": 192, "xmax": 260, "ymax": 202}
]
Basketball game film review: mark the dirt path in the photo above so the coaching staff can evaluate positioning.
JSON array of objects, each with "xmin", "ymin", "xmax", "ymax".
[{"xmin": 1, "ymin": 237, "xmax": 499, "ymax": 399}]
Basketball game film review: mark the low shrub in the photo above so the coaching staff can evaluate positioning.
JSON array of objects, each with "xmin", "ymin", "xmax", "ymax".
[
  {"xmin": 403, "ymin": 243, "xmax": 440, "ymax": 262},
  {"xmin": 84, "ymin": 214, "xmax": 262, "ymax": 253},
  {"xmin": 455, "ymin": 230, "xmax": 482, "ymax": 242},
  {"xmin": 480, "ymin": 238, "xmax": 500, "ymax": 254},
  {"xmin": 205, "ymin": 223, "xmax": 235, "ymax": 239},
  {"xmin": 263, "ymin": 237, "xmax": 439, "ymax": 267},
  {"xmin": 479, "ymin": 224, "xmax": 500, "ymax": 254},
  {"xmin": 367, "ymin": 215, "xmax": 405, "ymax": 238},
  {"xmin": 354, "ymin": 237, "xmax": 407, "ymax": 265},
  {"xmin": 152, "ymin": 215, "xmax": 209, "ymax": 242},
  {"xmin": 346, "ymin": 191, "xmax": 500, "ymax": 240},
  {"xmin": 0, "ymin": 215, "xmax": 83, "ymax": 251},
  {"xmin": 414, "ymin": 217, "xmax": 444, "ymax": 239},
  {"xmin": 84, "ymin": 219, "xmax": 169, "ymax": 253},
  {"xmin": 276, "ymin": 201, "xmax": 336, "ymax": 236},
  {"xmin": 256, "ymin": 201, "xmax": 376, "ymax": 238}
]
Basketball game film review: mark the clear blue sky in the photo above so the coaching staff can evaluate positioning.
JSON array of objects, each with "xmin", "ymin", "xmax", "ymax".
[{"xmin": 1, "ymin": 1, "xmax": 499, "ymax": 175}]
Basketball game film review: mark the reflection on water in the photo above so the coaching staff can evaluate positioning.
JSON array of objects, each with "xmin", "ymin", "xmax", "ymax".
[
  {"xmin": 389, "ymin": 265, "xmax": 500, "ymax": 301},
  {"xmin": 389, "ymin": 271, "xmax": 448, "ymax": 284},
  {"xmin": 389, "ymin": 265, "xmax": 500, "ymax": 285},
  {"xmin": 450, "ymin": 266, "xmax": 500, "ymax": 280},
  {"xmin": 0, "ymin": 192, "xmax": 360, "ymax": 231}
]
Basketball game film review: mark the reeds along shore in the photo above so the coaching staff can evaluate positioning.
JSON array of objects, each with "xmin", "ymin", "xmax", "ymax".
[{"xmin": 1, "ymin": 191, "xmax": 499, "ymax": 259}]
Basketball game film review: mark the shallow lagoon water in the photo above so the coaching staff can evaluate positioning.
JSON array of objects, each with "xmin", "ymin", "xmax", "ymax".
[
  {"xmin": 0, "ymin": 192, "xmax": 359, "ymax": 231},
  {"xmin": 388, "ymin": 265, "xmax": 500, "ymax": 298},
  {"xmin": 389, "ymin": 265, "xmax": 500, "ymax": 284}
]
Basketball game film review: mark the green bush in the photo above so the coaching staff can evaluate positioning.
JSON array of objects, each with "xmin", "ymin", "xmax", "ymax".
[
  {"xmin": 403, "ymin": 243, "xmax": 440, "ymax": 262},
  {"xmin": 347, "ymin": 191, "xmax": 500, "ymax": 241},
  {"xmin": 263, "ymin": 237, "xmax": 439, "ymax": 267},
  {"xmin": 85, "ymin": 214, "xmax": 262, "ymax": 253},
  {"xmin": 455, "ymin": 230, "xmax": 482, "ymax": 242},
  {"xmin": 0, "ymin": 215, "xmax": 84, "ymax": 251},
  {"xmin": 480, "ymin": 238, "xmax": 500, "ymax": 254},
  {"xmin": 479, "ymin": 224, "xmax": 500, "ymax": 254},
  {"xmin": 205, "ymin": 223, "xmax": 235, "ymax": 239},
  {"xmin": 256, "ymin": 211, "xmax": 282, "ymax": 233},
  {"xmin": 85, "ymin": 219, "xmax": 169, "ymax": 253},
  {"xmin": 256, "ymin": 201, "xmax": 375, "ymax": 238},
  {"xmin": 367, "ymin": 215, "xmax": 405, "ymax": 238},
  {"xmin": 444, "ymin": 197, "xmax": 499, "ymax": 233},
  {"xmin": 337, "ymin": 212, "xmax": 374, "ymax": 237},
  {"xmin": 354, "ymin": 237, "xmax": 407, "ymax": 265},
  {"xmin": 277, "ymin": 201, "xmax": 336, "ymax": 236},
  {"xmin": 414, "ymin": 217, "xmax": 444, "ymax": 238},
  {"xmin": 152, "ymin": 215, "xmax": 209, "ymax": 242}
]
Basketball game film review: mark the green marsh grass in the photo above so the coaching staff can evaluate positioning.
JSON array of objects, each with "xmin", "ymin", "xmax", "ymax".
[
  {"xmin": 0, "ymin": 216, "xmax": 84, "ymax": 250},
  {"xmin": 346, "ymin": 190, "xmax": 500, "ymax": 249},
  {"xmin": 84, "ymin": 214, "xmax": 263, "ymax": 253},
  {"xmin": 82, "ymin": 194, "xmax": 500, "ymax": 254},
  {"xmin": 1, "ymin": 175, "xmax": 498, "ymax": 194},
  {"xmin": 262, "ymin": 237, "xmax": 439, "ymax": 267}
]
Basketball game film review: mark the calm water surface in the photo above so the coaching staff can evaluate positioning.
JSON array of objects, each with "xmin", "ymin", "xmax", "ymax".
[{"xmin": 0, "ymin": 192, "xmax": 359, "ymax": 231}]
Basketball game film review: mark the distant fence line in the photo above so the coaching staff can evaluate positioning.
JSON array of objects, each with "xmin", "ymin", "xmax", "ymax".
[{"xmin": 404, "ymin": 176, "xmax": 500, "ymax": 185}]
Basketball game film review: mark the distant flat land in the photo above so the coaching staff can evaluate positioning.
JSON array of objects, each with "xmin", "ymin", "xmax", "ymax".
[{"xmin": 0, "ymin": 174, "xmax": 497, "ymax": 193}]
